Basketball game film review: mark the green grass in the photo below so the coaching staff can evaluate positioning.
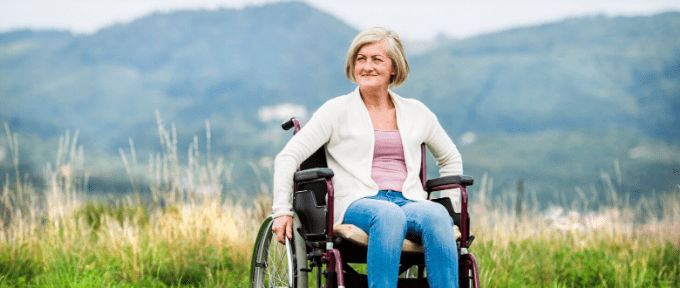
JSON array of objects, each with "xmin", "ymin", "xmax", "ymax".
[
  {"xmin": 1, "ymin": 230, "xmax": 678, "ymax": 287},
  {"xmin": 0, "ymin": 193, "xmax": 680, "ymax": 287},
  {"xmin": 473, "ymin": 238, "xmax": 680, "ymax": 287},
  {"xmin": 0, "ymin": 237, "xmax": 252, "ymax": 287},
  {"xmin": 1, "ymin": 121, "xmax": 679, "ymax": 287}
]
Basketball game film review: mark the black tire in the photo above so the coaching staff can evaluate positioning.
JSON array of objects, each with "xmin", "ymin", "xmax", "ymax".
[{"xmin": 250, "ymin": 215, "xmax": 309, "ymax": 288}]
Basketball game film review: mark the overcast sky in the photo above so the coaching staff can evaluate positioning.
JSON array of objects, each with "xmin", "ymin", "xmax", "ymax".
[{"xmin": 2, "ymin": 0, "xmax": 680, "ymax": 40}]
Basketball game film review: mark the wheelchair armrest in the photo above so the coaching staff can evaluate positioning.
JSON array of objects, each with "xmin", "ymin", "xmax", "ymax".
[
  {"xmin": 426, "ymin": 175, "xmax": 474, "ymax": 190},
  {"xmin": 294, "ymin": 167, "xmax": 334, "ymax": 183}
]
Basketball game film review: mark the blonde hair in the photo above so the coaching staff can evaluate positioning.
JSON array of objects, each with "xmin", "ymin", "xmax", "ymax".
[{"xmin": 345, "ymin": 27, "xmax": 410, "ymax": 89}]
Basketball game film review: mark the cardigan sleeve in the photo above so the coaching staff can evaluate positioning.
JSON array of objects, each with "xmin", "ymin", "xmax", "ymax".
[
  {"xmin": 422, "ymin": 108, "xmax": 464, "ymax": 211},
  {"xmin": 424, "ymin": 110, "xmax": 463, "ymax": 177},
  {"xmin": 271, "ymin": 101, "xmax": 335, "ymax": 219}
]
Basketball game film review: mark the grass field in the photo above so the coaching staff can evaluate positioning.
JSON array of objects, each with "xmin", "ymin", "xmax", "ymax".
[{"xmin": 1, "ymin": 122, "xmax": 679, "ymax": 287}]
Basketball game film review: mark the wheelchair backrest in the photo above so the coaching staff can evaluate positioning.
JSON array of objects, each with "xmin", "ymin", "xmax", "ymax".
[{"xmin": 300, "ymin": 146, "xmax": 328, "ymax": 171}]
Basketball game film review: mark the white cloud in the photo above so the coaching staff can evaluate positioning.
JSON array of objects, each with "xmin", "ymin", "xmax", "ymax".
[
  {"xmin": 1, "ymin": 0, "xmax": 678, "ymax": 39},
  {"xmin": 0, "ymin": 0, "xmax": 282, "ymax": 34},
  {"xmin": 304, "ymin": 0, "xmax": 680, "ymax": 39},
  {"xmin": 258, "ymin": 103, "xmax": 307, "ymax": 123},
  {"xmin": 629, "ymin": 146, "xmax": 648, "ymax": 159},
  {"xmin": 458, "ymin": 131, "xmax": 476, "ymax": 147}
]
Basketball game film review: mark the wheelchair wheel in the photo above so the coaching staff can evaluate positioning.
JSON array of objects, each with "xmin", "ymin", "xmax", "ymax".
[{"xmin": 251, "ymin": 215, "xmax": 309, "ymax": 288}]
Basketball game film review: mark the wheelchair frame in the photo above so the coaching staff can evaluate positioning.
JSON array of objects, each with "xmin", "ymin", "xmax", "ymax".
[{"xmin": 251, "ymin": 118, "xmax": 480, "ymax": 288}]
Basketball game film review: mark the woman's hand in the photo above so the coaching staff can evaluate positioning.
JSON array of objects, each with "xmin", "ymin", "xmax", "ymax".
[{"xmin": 272, "ymin": 215, "xmax": 293, "ymax": 244}]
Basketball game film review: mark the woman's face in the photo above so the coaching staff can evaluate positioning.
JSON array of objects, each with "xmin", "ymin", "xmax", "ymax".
[{"xmin": 354, "ymin": 41, "xmax": 395, "ymax": 90}]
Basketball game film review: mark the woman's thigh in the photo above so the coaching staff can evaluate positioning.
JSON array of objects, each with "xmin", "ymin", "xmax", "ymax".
[
  {"xmin": 400, "ymin": 201, "xmax": 453, "ymax": 241},
  {"xmin": 342, "ymin": 197, "xmax": 406, "ymax": 233}
]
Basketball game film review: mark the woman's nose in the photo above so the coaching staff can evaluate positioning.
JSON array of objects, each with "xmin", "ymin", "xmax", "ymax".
[{"xmin": 363, "ymin": 61, "xmax": 374, "ymax": 71}]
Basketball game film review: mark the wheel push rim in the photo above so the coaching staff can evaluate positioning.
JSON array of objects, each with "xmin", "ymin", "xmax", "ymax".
[{"xmin": 252, "ymin": 223, "xmax": 296, "ymax": 288}]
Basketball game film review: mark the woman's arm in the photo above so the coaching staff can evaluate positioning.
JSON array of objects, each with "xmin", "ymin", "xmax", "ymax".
[
  {"xmin": 423, "ymin": 110, "xmax": 464, "ymax": 210},
  {"xmin": 270, "ymin": 107, "xmax": 333, "ymax": 243},
  {"xmin": 271, "ymin": 105, "xmax": 334, "ymax": 220},
  {"xmin": 424, "ymin": 112, "xmax": 463, "ymax": 177}
]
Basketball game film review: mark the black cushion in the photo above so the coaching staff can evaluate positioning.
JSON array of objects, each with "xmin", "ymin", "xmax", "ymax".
[
  {"xmin": 426, "ymin": 175, "xmax": 474, "ymax": 190},
  {"xmin": 294, "ymin": 168, "xmax": 334, "ymax": 183}
]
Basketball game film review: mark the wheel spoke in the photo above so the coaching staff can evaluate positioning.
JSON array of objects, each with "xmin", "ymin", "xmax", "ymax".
[
  {"xmin": 251, "ymin": 217, "xmax": 307, "ymax": 288},
  {"xmin": 265, "ymin": 232, "xmax": 291, "ymax": 287}
]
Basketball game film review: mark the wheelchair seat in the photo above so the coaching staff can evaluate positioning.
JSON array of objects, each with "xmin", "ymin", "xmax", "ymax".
[{"xmin": 333, "ymin": 224, "xmax": 461, "ymax": 254}]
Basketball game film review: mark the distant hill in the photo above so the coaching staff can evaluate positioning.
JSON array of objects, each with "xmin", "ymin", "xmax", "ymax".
[
  {"xmin": 1, "ymin": 2, "xmax": 357, "ymax": 155},
  {"xmin": 399, "ymin": 13, "xmax": 680, "ymax": 141},
  {"xmin": 1, "ymin": 2, "xmax": 678, "ymax": 202}
]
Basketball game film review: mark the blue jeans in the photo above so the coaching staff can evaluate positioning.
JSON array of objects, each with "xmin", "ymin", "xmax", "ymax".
[{"xmin": 342, "ymin": 190, "xmax": 459, "ymax": 288}]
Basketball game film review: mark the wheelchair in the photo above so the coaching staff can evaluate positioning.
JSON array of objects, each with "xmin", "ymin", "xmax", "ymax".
[{"xmin": 251, "ymin": 118, "xmax": 480, "ymax": 288}]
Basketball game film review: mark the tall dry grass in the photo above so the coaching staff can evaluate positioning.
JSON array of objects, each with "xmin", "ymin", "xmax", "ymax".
[
  {"xmin": 0, "ymin": 115, "xmax": 270, "ymax": 286},
  {"xmin": 471, "ymin": 172, "xmax": 680, "ymax": 287},
  {"xmin": 0, "ymin": 116, "xmax": 678, "ymax": 287}
]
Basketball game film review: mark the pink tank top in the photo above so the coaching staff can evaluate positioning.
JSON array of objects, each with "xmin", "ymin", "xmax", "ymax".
[{"xmin": 371, "ymin": 130, "xmax": 408, "ymax": 192}]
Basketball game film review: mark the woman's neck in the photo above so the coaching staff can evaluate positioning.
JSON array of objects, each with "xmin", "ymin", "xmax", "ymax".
[{"xmin": 360, "ymin": 87, "xmax": 393, "ymax": 110}]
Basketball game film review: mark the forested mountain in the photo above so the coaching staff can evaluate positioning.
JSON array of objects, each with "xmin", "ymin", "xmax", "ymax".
[
  {"xmin": 1, "ymin": 2, "xmax": 678, "ymax": 203},
  {"xmin": 401, "ymin": 13, "xmax": 680, "ymax": 140},
  {"xmin": 1, "ymin": 2, "xmax": 356, "ymax": 155}
]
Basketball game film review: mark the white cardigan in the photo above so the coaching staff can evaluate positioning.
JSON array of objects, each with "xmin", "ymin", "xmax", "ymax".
[{"xmin": 272, "ymin": 87, "xmax": 463, "ymax": 226}]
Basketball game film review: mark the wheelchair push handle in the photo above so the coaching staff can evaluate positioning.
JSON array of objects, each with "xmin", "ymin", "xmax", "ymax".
[
  {"xmin": 282, "ymin": 118, "xmax": 295, "ymax": 130},
  {"xmin": 281, "ymin": 117, "xmax": 301, "ymax": 133}
]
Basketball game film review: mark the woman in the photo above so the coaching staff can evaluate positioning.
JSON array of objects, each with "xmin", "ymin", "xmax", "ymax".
[{"xmin": 271, "ymin": 27, "xmax": 463, "ymax": 288}]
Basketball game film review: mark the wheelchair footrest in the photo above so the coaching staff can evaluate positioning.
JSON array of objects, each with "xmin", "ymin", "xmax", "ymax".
[
  {"xmin": 398, "ymin": 278, "xmax": 429, "ymax": 287},
  {"xmin": 341, "ymin": 274, "xmax": 430, "ymax": 288}
]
